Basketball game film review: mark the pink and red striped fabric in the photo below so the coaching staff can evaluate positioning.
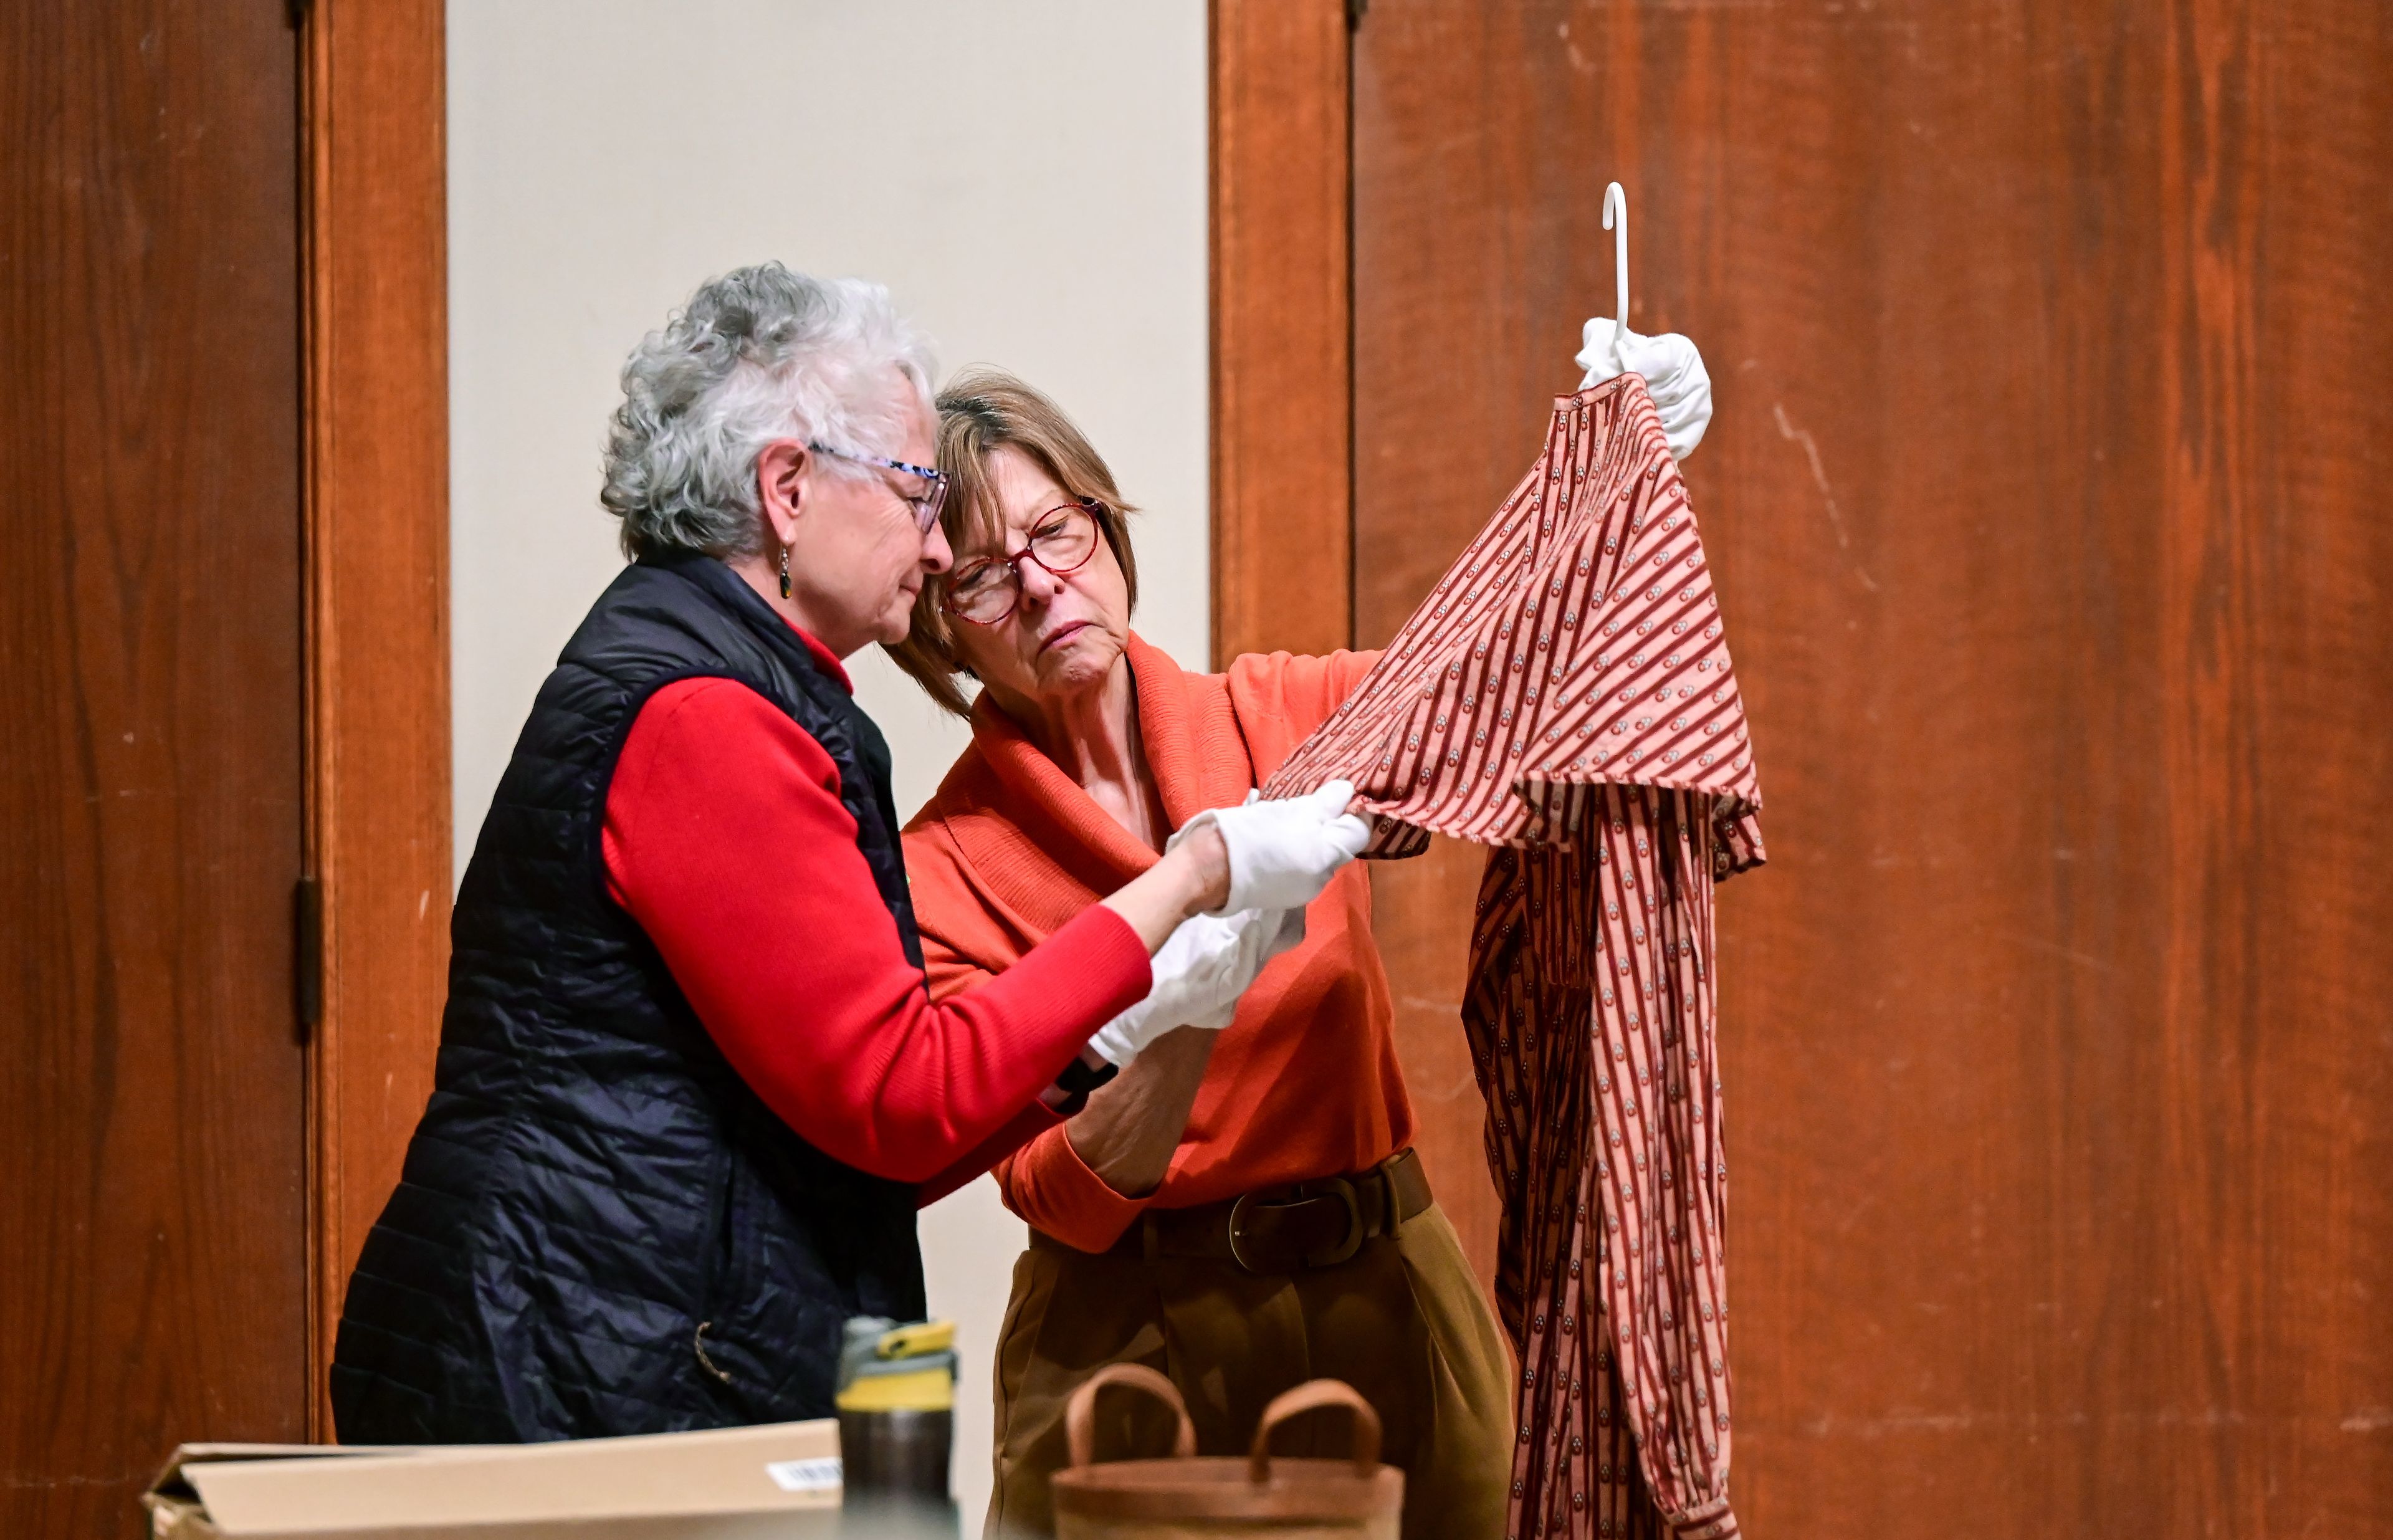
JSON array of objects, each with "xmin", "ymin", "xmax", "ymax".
[{"xmin": 1266, "ymin": 375, "xmax": 1764, "ymax": 1539}]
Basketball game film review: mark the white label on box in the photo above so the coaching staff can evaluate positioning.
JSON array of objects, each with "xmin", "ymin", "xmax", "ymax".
[{"xmin": 765, "ymin": 1456, "xmax": 844, "ymax": 1493}]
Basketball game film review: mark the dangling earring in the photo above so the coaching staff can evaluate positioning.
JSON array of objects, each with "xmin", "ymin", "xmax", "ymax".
[{"xmin": 778, "ymin": 543, "xmax": 792, "ymax": 600}]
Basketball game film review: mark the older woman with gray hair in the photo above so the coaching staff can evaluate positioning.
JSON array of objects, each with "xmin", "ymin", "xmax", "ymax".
[{"xmin": 329, "ymin": 264, "xmax": 1364, "ymax": 1443}]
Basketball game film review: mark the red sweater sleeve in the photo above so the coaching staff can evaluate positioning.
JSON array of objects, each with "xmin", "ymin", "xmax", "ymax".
[
  {"xmin": 603, "ymin": 676, "xmax": 1151, "ymax": 1185},
  {"xmin": 915, "ymin": 1103, "xmax": 1063, "ymax": 1210}
]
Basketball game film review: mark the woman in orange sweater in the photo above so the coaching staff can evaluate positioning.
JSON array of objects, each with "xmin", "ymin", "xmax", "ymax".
[{"xmin": 890, "ymin": 370, "xmax": 1510, "ymax": 1538}]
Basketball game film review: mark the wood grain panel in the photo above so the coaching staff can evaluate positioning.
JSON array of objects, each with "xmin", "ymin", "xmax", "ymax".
[
  {"xmin": 0, "ymin": 4, "xmax": 308, "ymax": 1531},
  {"xmin": 1209, "ymin": 0, "xmax": 1352, "ymax": 667},
  {"xmin": 1209, "ymin": 0, "xmax": 1507, "ymax": 1291},
  {"xmin": 299, "ymin": 0, "xmax": 452, "ymax": 1438},
  {"xmin": 1347, "ymin": 0, "xmax": 2393, "ymax": 1532}
]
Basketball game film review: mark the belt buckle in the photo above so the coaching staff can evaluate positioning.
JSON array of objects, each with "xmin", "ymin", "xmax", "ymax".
[
  {"xmin": 1306, "ymin": 1177, "xmax": 1367, "ymax": 1268},
  {"xmin": 1226, "ymin": 1178, "xmax": 1365, "ymax": 1274}
]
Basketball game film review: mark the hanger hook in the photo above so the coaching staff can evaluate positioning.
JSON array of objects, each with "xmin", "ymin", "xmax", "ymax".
[{"xmin": 1602, "ymin": 182, "xmax": 1629, "ymax": 363}]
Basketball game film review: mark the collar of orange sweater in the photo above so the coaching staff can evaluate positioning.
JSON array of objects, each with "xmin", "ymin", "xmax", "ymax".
[{"xmin": 950, "ymin": 633, "xmax": 1256, "ymax": 888}]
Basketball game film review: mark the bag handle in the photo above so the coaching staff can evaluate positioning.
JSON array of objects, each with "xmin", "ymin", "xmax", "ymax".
[
  {"xmin": 1064, "ymin": 1363, "xmax": 1198, "ymax": 1470},
  {"xmin": 1246, "ymin": 1379, "xmax": 1382, "ymax": 1483}
]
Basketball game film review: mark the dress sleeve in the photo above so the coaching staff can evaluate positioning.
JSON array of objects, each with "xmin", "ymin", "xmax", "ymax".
[{"xmin": 603, "ymin": 677, "xmax": 1152, "ymax": 1186}]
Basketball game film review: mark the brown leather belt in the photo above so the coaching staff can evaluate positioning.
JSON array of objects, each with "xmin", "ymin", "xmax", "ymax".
[{"xmin": 1038, "ymin": 1148, "xmax": 1433, "ymax": 1274}]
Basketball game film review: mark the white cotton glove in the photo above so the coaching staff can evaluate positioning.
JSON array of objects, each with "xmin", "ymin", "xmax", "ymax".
[
  {"xmin": 1167, "ymin": 781, "xmax": 1372, "ymax": 917},
  {"xmin": 1088, "ymin": 905, "xmax": 1306, "ymax": 1068},
  {"xmin": 1577, "ymin": 320, "xmax": 1713, "ymax": 461}
]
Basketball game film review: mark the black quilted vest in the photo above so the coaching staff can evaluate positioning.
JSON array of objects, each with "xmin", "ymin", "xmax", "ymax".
[{"xmin": 330, "ymin": 555, "xmax": 926, "ymax": 1443}]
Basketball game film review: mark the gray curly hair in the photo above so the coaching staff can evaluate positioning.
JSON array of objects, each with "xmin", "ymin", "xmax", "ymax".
[{"xmin": 600, "ymin": 263, "xmax": 937, "ymax": 561}]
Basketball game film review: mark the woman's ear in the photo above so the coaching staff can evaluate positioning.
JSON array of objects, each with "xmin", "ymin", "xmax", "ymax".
[{"xmin": 754, "ymin": 439, "xmax": 810, "ymax": 548}]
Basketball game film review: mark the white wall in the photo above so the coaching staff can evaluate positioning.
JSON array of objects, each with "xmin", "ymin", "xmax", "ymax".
[{"xmin": 447, "ymin": 2, "xmax": 1208, "ymax": 1519}]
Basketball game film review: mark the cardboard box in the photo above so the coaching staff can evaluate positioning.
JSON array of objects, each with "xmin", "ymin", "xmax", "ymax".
[{"xmin": 142, "ymin": 1420, "xmax": 846, "ymax": 1538}]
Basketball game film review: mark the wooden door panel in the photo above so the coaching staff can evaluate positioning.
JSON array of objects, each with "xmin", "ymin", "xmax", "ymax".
[
  {"xmin": 1350, "ymin": 1, "xmax": 2393, "ymax": 1533},
  {"xmin": 1, "ymin": 3, "xmax": 308, "ymax": 1533}
]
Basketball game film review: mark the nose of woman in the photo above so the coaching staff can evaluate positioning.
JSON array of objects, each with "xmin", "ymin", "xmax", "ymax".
[
  {"xmin": 919, "ymin": 519, "xmax": 953, "ymax": 575},
  {"xmin": 1016, "ymin": 550, "xmax": 1068, "ymax": 610}
]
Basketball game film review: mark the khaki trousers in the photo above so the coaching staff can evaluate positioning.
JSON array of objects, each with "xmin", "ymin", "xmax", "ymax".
[{"xmin": 985, "ymin": 1203, "xmax": 1513, "ymax": 1539}]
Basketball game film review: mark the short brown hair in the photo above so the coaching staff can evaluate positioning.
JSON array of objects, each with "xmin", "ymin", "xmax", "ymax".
[{"xmin": 886, "ymin": 367, "xmax": 1141, "ymax": 717}]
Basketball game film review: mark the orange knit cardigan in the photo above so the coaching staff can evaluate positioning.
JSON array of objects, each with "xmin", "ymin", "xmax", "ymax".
[{"xmin": 900, "ymin": 634, "xmax": 1411, "ymax": 1251}]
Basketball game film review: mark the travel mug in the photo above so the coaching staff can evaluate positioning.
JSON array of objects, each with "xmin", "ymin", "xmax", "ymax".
[{"xmin": 837, "ymin": 1316, "xmax": 959, "ymax": 1539}]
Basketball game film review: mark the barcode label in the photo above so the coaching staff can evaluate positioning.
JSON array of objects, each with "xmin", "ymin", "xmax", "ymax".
[{"xmin": 765, "ymin": 1456, "xmax": 843, "ymax": 1493}]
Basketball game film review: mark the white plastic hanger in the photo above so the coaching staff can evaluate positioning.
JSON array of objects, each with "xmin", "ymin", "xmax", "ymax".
[{"xmin": 1603, "ymin": 181, "xmax": 1630, "ymax": 366}]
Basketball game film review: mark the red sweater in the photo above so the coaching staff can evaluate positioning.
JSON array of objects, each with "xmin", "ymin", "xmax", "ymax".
[{"xmin": 599, "ymin": 628, "xmax": 1150, "ymax": 1202}]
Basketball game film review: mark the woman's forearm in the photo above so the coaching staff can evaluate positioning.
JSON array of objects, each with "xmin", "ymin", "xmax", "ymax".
[
  {"xmin": 1100, "ymin": 824, "xmax": 1230, "ymax": 951},
  {"xmin": 1064, "ymin": 1025, "xmax": 1219, "ymax": 1196}
]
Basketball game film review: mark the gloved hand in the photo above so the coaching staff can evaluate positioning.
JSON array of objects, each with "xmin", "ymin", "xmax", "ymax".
[
  {"xmin": 1168, "ymin": 781, "xmax": 1372, "ymax": 917},
  {"xmin": 1576, "ymin": 320, "xmax": 1712, "ymax": 461},
  {"xmin": 1089, "ymin": 904, "xmax": 1306, "ymax": 1067}
]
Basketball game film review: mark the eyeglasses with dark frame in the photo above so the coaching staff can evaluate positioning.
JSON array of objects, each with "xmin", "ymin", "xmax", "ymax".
[
  {"xmin": 940, "ymin": 499, "xmax": 1106, "ymax": 626},
  {"xmin": 807, "ymin": 441, "xmax": 950, "ymax": 534}
]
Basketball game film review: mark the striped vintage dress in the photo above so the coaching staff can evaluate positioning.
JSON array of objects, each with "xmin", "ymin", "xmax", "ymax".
[{"xmin": 1265, "ymin": 373, "xmax": 1764, "ymax": 1540}]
